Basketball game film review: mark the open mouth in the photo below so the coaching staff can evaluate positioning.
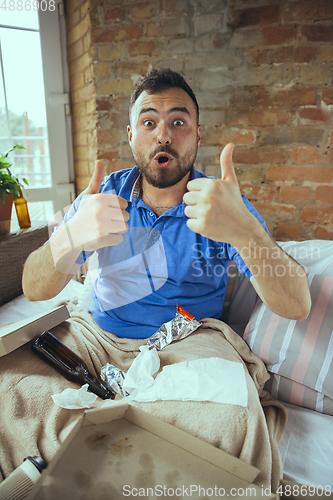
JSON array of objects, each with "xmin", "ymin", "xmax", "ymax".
[
  {"xmin": 154, "ymin": 152, "xmax": 173, "ymax": 168},
  {"xmin": 158, "ymin": 156, "xmax": 169, "ymax": 164}
]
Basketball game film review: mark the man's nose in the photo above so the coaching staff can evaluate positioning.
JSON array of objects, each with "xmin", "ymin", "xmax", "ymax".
[{"xmin": 156, "ymin": 123, "xmax": 171, "ymax": 145}]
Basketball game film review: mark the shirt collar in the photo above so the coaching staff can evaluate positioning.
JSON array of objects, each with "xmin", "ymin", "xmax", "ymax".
[{"xmin": 124, "ymin": 165, "xmax": 208, "ymax": 216}]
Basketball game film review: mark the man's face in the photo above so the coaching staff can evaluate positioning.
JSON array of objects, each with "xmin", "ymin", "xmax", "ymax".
[{"xmin": 127, "ymin": 88, "xmax": 201, "ymax": 189}]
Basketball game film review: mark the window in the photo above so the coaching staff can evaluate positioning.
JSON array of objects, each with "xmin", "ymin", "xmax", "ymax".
[{"xmin": 0, "ymin": 0, "xmax": 74, "ymax": 227}]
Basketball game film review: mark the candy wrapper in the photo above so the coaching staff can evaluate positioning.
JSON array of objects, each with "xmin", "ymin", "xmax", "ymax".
[{"xmin": 146, "ymin": 305, "xmax": 202, "ymax": 350}]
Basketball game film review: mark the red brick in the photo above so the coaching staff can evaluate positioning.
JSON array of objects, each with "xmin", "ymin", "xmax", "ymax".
[
  {"xmin": 314, "ymin": 226, "xmax": 333, "ymax": 240},
  {"xmin": 261, "ymin": 25, "xmax": 297, "ymax": 46},
  {"xmin": 301, "ymin": 25, "xmax": 333, "ymax": 43},
  {"xmin": 228, "ymin": 4, "xmax": 280, "ymax": 29},
  {"xmin": 245, "ymin": 46, "xmax": 293, "ymax": 65},
  {"xmin": 283, "ymin": 1, "xmax": 333, "ymax": 23},
  {"xmin": 239, "ymin": 184, "xmax": 276, "ymax": 201},
  {"xmin": 234, "ymin": 147, "xmax": 289, "ymax": 164},
  {"xmin": 294, "ymin": 47, "xmax": 317, "ymax": 64},
  {"xmin": 290, "ymin": 147, "xmax": 323, "ymax": 165},
  {"xmin": 246, "ymin": 46, "xmax": 316, "ymax": 65},
  {"xmin": 255, "ymin": 87, "xmax": 317, "ymax": 108},
  {"xmin": 315, "ymin": 186, "xmax": 333, "ymax": 203},
  {"xmin": 92, "ymin": 25, "xmax": 143, "ymax": 43},
  {"xmin": 302, "ymin": 207, "xmax": 333, "ymax": 223},
  {"xmin": 267, "ymin": 166, "xmax": 333, "ymax": 183},
  {"xmin": 275, "ymin": 223, "xmax": 308, "ymax": 241},
  {"xmin": 104, "ymin": 6, "xmax": 127, "ymax": 24},
  {"xmin": 279, "ymin": 185, "xmax": 312, "ymax": 203},
  {"xmin": 252, "ymin": 202, "xmax": 299, "ymax": 221},
  {"xmin": 322, "ymin": 89, "xmax": 333, "ymax": 106},
  {"xmin": 96, "ymin": 97, "xmax": 113, "ymax": 111},
  {"xmin": 297, "ymin": 108, "xmax": 330, "ymax": 125}
]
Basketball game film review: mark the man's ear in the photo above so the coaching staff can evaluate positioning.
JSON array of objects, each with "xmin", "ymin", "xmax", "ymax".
[
  {"xmin": 127, "ymin": 124, "xmax": 132, "ymax": 144},
  {"xmin": 197, "ymin": 124, "xmax": 201, "ymax": 148}
]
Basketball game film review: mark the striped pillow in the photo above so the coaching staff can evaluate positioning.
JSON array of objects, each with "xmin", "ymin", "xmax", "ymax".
[{"xmin": 244, "ymin": 273, "xmax": 333, "ymax": 415}]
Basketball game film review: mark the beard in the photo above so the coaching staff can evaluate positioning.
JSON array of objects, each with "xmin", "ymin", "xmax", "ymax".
[{"xmin": 133, "ymin": 143, "xmax": 198, "ymax": 189}]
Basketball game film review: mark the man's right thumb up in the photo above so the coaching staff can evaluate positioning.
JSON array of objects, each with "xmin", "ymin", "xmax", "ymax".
[{"xmin": 87, "ymin": 160, "xmax": 105, "ymax": 195}]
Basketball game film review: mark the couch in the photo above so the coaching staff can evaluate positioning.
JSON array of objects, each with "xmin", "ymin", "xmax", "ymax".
[{"xmin": 0, "ymin": 236, "xmax": 332, "ymax": 489}]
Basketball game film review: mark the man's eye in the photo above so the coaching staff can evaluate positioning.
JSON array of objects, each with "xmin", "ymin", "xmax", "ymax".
[
  {"xmin": 144, "ymin": 120, "xmax": 155, "ymax": 127},
  {"xmin": 173, "ymin": 119, "xmax": 184, "ymax": 126}
]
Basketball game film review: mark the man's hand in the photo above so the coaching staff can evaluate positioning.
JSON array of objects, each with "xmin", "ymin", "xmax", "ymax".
[
  {"xmin": 23, "ymin": 161, "xmax": 129, "ymax": 301},
  {"xmin": 66, "ymin": 160, "xmax": 129, "ymax": 252},
  {"xmin": 183, "ymin": 143, "xmax": 251, "ymax": 245}
]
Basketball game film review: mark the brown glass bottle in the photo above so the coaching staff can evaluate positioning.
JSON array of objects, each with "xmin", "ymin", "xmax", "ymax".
[
  {"xmin": 14, "ymin": 186, "xmax": 31, "ymax": 229},
  {"xmin": 31, "ymin": 331, "xmax": 115, "ymax": 400}
]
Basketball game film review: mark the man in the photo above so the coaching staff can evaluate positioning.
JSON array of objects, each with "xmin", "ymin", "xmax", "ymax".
[
  {"xmin": 2, "ymin": 69, "xmax": 311, "ymax": 491},
  {"xmin": 22, "ymin": 69, "xmax": 311, "ymax": 335}
]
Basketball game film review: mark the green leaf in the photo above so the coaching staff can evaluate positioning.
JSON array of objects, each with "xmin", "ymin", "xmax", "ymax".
[{"xmin": 22, "ymin": 178, "xmax": 29, "ymax": 186}]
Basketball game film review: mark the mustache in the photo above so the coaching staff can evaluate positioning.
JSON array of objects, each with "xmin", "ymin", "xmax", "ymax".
[{"xmin": 149, "ymin": 145, "xmax": 179, "ymax": 160}]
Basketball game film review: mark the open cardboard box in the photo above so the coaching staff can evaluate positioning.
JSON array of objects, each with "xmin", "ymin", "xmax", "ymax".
[
  {"xmin": 26, "ymin": 400, "xmax": 277, "ymax": 500},
  {"xmin": 0, "ymin": 305, "xmax": 69, "ymax": 356}
]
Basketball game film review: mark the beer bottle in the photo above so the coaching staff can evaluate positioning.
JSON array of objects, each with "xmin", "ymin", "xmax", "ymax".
[
  {"xmin": 31, "ymin": 331, "xmax": 115, "ymax": 400},
  {"xmin": 14, "ymin": 186, "xmax": 31, "ymax": 229}
]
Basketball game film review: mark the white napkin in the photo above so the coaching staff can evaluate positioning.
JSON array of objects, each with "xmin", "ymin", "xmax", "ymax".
[
  {"xmin": 52, "ymin": 383, "xmax": 97, "ymax": 409},
  {"xmin": 123, "ymin": 345, "xmax": 160, "ymax": 393},
  {"xmin": 124, "ymin": 347, "xmax": 248, "ymax": 407}
]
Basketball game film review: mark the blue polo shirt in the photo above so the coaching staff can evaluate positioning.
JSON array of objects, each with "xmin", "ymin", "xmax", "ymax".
[{"xmin": 65, "ymin": 166, "xmax": 269, "ymax": 339}]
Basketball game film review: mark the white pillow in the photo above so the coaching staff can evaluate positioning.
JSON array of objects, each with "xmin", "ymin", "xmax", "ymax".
[{"xmin": 279, "ymin": 240, "xmax": 333, "ymax": 277}]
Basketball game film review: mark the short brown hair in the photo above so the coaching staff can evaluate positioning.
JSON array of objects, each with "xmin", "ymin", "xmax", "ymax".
[{"xmin": 130, "ymin": 68, "xmax": 199, "ymax": 124}]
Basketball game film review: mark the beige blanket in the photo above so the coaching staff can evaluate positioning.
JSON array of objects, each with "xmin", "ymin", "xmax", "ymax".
[{"xmin": 0, "ymin": 300, "xmax": 287, "ymax": 490}]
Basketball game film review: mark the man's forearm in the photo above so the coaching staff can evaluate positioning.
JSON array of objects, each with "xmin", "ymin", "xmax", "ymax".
[
  {"xmin": 236, "ymin": 220, "xmax": 311, "ymax": 321},
  {"xmin": 22, "ymin": 225, "xmax": 81, "ymax": 301}
]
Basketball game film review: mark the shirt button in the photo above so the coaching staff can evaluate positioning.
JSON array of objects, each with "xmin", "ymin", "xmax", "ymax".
[
  {"xmin": 152, "ymin": 229, "xmax": 158, "ymax": 237},
  {"xmin": 149, "ymin": 212, "xmax": 154, "ymax": 217}
]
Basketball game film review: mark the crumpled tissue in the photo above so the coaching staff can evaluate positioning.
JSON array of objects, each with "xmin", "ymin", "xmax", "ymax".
[
  {"xmin": 122, "ymin": 347, "xmax": 248, "ymax": 407},
  {"xmin": 123, "ymin": 345, "xmax": 160, "ymax": 394},
  {"xmin": 52, "ymin": 383, "xmax": 98, "ymax": 409}
]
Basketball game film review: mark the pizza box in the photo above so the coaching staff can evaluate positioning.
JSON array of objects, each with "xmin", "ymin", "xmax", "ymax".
[
  {"xmin": 0, "ymin": 305, "xmax": 69, "ymax": 356},
  {"xmin": 27, "ymin": 400, "xmax": 277, "ymax": 500}
]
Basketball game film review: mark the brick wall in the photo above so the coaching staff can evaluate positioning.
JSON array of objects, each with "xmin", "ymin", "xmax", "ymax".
[{"xmin": 65, "ymin": 0, "xmax": 333, "ymax": 241}]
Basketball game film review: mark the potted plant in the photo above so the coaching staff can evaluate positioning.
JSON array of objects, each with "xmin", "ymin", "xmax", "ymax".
[{"xmin": 0, "ymin": 144, "xmax": 28, "ymax": 234}]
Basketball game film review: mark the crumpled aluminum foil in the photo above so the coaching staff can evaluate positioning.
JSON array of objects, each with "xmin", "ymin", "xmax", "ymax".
[
  {"xmin": 146, "ymin": 305, "xmax": 202, "ymax": 350},
  {"xmin": 101, "ymin": 363, "xmax": 129, "ymax": 398}
]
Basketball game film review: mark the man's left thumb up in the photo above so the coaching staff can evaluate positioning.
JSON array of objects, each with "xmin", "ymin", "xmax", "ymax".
[{"xmin": 220, "ymin": 143, "xmax": 237, "ymax": 183}]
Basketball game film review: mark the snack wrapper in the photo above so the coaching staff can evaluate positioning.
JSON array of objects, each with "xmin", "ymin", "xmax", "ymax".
[
  {"xmin": 146, "ymin": 305, "xmax": 202, "ymax": 350},
  {"xmin": 101, "ymin": 306, "xmax": 202, "ymax": 397}
]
